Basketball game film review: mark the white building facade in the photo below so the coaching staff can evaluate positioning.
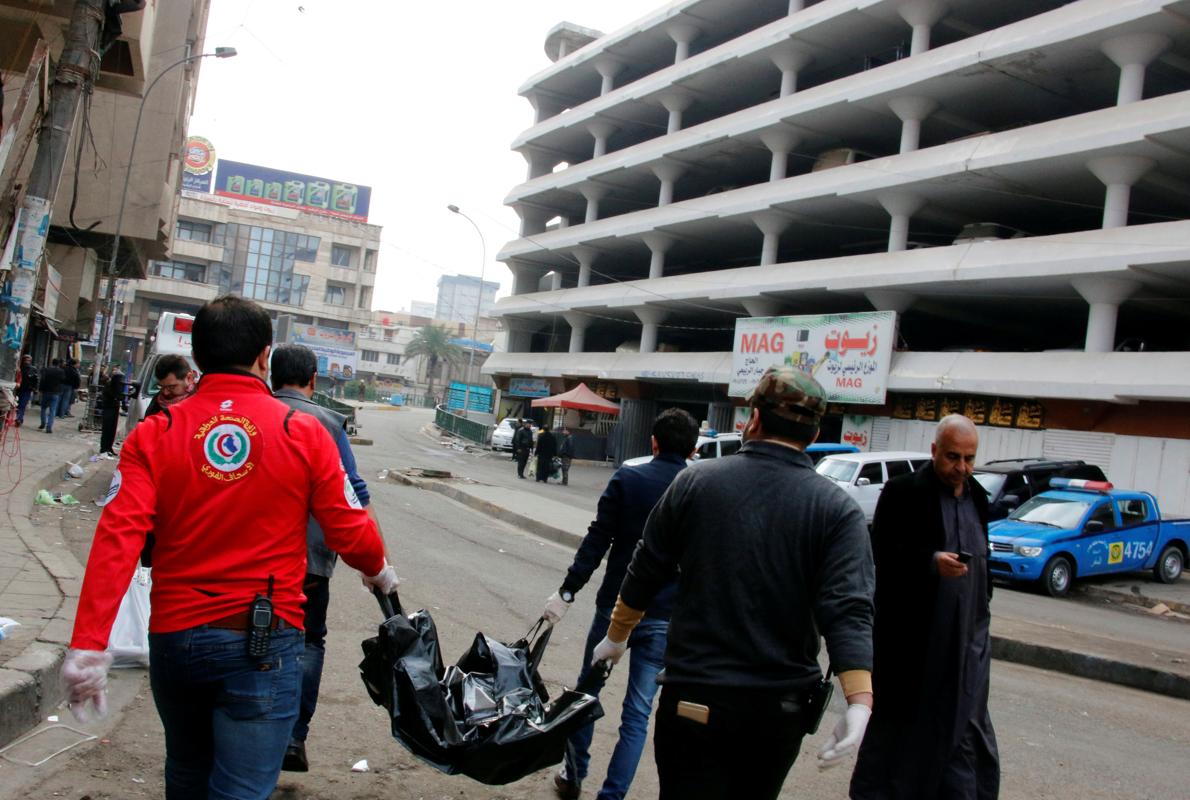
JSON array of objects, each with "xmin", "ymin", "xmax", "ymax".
[
  {"xmin": 435, "ymin": 274, "xmax": 499, "ymax": 324},
  {"xmin": 485, "ymin": 0, "xmax": 1190, "ymax": 513}
]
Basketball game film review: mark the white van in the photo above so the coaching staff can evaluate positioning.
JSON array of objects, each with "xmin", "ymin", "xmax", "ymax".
[
  {"xmin": 126, "ymin": 313, "xmax": 197, "ymax": 434},
  {"xmin": 815, "ymin": 451, "xmax": 932, "ymax": 523}
]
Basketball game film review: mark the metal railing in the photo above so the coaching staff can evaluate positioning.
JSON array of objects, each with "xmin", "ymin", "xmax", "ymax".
[{"xmin": 435, "ymin": 404, "xmax": 490, "ymax": 446}]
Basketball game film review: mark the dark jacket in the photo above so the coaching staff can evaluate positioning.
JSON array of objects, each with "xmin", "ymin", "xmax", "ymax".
[
  {"xmin": 101, "ymin": 371, "xmax": 125, "ymax": 411},
  {"xmin": 535, "ymin": 429, "xmax": 557, "ymax": 460},
  {"xmin": 512, "ymin": 426, "xmax": 534, "ymax": 453},
  {"xmin": 561, "ymin": 453, "xmax": 686, "ymax": 618},
  {"xmin": 18, "ymin": 363, "xmax": 38, "ymax": 392},
  {"xmin": 64, "ymin": 364, "xmax": 81, "ymax": 389},
  {"xmin": 558, "ymin": 433, "xmax": 575, "ymax": 459},
  {"xmin": 620, "ymin": 440, "xmax": 874, "ymax": 692},
  {"xmin": 39, "ymin": 365, "xmax": 65, "ymax": 394}
]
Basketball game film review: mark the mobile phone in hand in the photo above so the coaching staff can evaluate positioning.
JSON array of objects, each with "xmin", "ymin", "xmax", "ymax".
[{"xmin": 957, "ymin": 550, "xmax": 973, "ymax": 564}]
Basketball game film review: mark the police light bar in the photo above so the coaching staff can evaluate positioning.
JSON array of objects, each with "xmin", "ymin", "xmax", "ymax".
[
  {"xmin": 173, "ymin": 317, "xmax": 193, "ymax": 333},
  {"xmin": 1049, "ymin": 477, "xmax": 1113, "ymax": 491}
]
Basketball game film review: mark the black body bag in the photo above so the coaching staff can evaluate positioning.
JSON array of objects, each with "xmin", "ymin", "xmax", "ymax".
[{"xmin": 359, "ymin": 589, "xmax": 603, "ymax": 785}]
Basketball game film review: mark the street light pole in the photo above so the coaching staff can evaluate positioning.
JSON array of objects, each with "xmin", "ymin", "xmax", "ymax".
[
  {"xmin": 88, "ymin": 47, "xmax": 236, "ymax": 411},
  {"xmin": 447, "ymin": 204, "xmax": 486, "ymax": 418}
]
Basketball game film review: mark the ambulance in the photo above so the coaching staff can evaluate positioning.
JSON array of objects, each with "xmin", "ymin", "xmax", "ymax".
[{"xmin": 126, "ymin": 312, "xmax": 197, "ymax": 434}]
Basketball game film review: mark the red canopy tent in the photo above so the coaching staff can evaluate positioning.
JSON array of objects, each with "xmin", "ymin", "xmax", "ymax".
[{"xmin": 530, "ymin": 383, "xmax": 620, "ymax": 415}]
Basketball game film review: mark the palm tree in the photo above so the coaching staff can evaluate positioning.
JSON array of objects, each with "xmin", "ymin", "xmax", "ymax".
[{"xmin": 405, "ymin": 325, "xmax": 462, "ymax": 404}]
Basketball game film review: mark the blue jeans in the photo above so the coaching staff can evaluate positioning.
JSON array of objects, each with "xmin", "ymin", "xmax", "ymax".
[
  {"xmin": 39, "ymin": 391, "xmax": 60, "ymax": 431},
  {"xmin": 15, "ymin": 389, "xmax": 32, "ymax": 424},
  {"xmin": 291, "ymin": 574, "xmax": 330, "ymax": 743},
  {"xmin": 565, "ymin": 607, "xmax": 668, "ymax": 800},
  {"xmin": 58, "ymin": 386, "xmax": 75, "ymax": 417},
  {"xmin": 149, "ymin": 623, "xmax": 303, "ymax": 800}
]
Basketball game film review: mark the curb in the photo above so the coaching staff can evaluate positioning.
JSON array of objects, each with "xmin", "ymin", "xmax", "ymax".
[
  {"xmin": 991, "ymin": 635, "xmax": 1190, "ymax": 700},
  {"xmin": 1076, "ymin": 584, "xmax": 1190, "ymax": 617},
  {"xmin": 0, "ymin": 443, "xmax": 94, "ymax": 748}
]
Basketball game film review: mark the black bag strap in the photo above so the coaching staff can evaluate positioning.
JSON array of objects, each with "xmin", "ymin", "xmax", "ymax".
[
  {"xmin": 519, "ymin": 617, "xmax": 552, "ymax": 674},
  {"xmin": 372, "ymin": 586, "xmax": 404, "ymax": 619}
]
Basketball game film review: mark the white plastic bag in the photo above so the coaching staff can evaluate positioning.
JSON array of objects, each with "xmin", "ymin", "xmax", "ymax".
[{"xmin": 107, "ymin": 567, "xmax": 151, "ymax": 668}]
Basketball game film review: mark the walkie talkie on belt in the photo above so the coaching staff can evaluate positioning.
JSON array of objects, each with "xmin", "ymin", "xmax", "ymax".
[{"xmin": 247, "ymin": 575, "xmax": 275, "ymax": 658}]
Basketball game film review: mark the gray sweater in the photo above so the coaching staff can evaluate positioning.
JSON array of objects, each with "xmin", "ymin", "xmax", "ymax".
[{"xmin": 620, "ymin": 439, "xmax": 875, "ymax": 692}]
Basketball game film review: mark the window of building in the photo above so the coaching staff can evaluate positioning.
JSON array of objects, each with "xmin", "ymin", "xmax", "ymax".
[
  {"xmin": 324, "ymin": 284, "xmax": 347, "ymax": 306},
  {"xmin": 364, "ymin": 249, "xmax": 377, "ymax": 273},
  {"xmin": 386, "ymin": 353, "xmax": 401, "ymax": 365},
  {"xmin": 215, "ymin": 224, "xmax": 319, "ymax": 306},
  {"xmin": 331, "ymin": 244, "xmax": 354, "ymax": 268},
  {"xmin": 153, "ymin": 260, "xmax": 207, "ymax": 283},
  {"xmin": 358, "ymin": 286, "xmax": 373, "ymax": 309},
  {"xmin": 360, "ymin": 350, "xmax": 380, "ymax": 363},
  {"xmin": 175, "ymin": 219, "xmax": 212, "ymax": 242},
  {"xmin": 383, "ymin": 328, "xmax": 394, "ymax": 342}
]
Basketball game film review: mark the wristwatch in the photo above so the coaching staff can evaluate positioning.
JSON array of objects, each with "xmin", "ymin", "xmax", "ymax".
[{"xmin": 560, "ymin": 590, "xmax": 574, "ymax": 604}]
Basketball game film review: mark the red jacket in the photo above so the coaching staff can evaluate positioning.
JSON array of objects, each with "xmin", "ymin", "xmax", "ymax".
[{"xmin": 71, "ymin": 372, "xmax": 385, "ymax": 651}]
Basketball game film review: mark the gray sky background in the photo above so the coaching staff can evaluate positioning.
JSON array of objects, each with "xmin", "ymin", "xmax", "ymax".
[{"xmin": 189, "ymin": 0, "xmax": 650, "ymax": 314}]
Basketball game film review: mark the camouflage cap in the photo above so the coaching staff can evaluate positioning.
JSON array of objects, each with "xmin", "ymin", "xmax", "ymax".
[{"xmin": 747, "ymin": 365, "xmax": 827, "ymax": 426}]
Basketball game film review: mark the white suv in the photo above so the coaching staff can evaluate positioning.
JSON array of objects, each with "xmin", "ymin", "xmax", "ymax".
[
  {"xmin": 815, "ymin": 451, "xmax": 931, "ymax": 523},
  {"xmin": 622, "ymin": 432, "xmax": 742, "ymax": 468}
]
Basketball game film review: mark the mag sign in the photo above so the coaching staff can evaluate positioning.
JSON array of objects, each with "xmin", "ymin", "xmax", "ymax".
[
  {"xmin": 729, "ymin": 312, "xmax": 896, "ymax": 404},
  {"xmin": 215, "ymin": 159, "xmax": 372, "ymax": 222}
]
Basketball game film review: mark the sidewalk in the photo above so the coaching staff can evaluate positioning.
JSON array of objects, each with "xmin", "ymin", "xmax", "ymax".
[
  {"xmin": 0, "ymin": 426, "xmax": 96, "ymax": 747},
  {"xmin": 392, "ymin": 459, "xmax": 1190, "ymax": 701}
]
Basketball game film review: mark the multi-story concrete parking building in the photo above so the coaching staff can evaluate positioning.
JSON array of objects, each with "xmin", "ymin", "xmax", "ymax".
[{"xmin": 485, "ymin": 0, "xmax": 1190, "ymax": 513}]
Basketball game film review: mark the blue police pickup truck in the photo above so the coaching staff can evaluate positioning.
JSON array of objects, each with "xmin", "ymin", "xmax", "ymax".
[{"xmin": 988, "ymin": 478, "xmax": 1188, "ymax": 597}]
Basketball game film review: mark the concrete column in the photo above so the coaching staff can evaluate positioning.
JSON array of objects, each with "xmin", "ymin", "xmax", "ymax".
[
  {"xmin": 580, "ymin": 184, "xmax": 608, "ymax": 224},
  {"xmin": 528, "ymin": 92, "xmax": 563, "ymax": 124},
  {"xmin": 888, "ymin": 96, "xmax": 938, "ymax": 154},
  {"xmin": 742, "ymin": 297, "xmax": 784, "ymax": 318},
  {"xmin": 588, "ymin": 120, "xmax": 618, "ymax": 159},
  {"xmin": 635, "ymin": 306, "xmax": 669, "ymax": 354},
  {"xmin": 771, "ymin": 48, "xmax": 813, "ymax": 97},
  {"xmin": 521, "ymin": 147, "xmax": 557, "ymax": 180},
  {"xmin": 864, "ymin": 289, "xmax": 915, "ymax": 314},
  {"xmin": 562, "ymin": 312, "xmax": 590, "ymax": 354},
  {"xmin": 1101, "ymin": 34, "xmax": 1170, "ymax": 105},
  {"xmin": 642, "ymin": 233, "xmax": 675, "ymax": 279},
  {"xmin": 651, "ymin": 161, "xmax": 686, "ymax": 206},
  {"xmin": 592, "ymin": 56, "xmax": 624, "ymax": 96},
  {"xmin": 898, "ymin": 0, "xmax": 948, "ymax": 56},
  {"xmin": 1072, "ymin": 277, "xmax": 1139, "ymax": 353},
  {"xmin": 753, "ymin": 211, "xmax": 792, "ymax": 266},
  {"xmin": 667, "ymin": 23, "xmax": 700, "ymax": 63},
  {"xmin": 879, "ymin": 193, "xmax": 924, "ymax": 252},
  {"xmin": 1087, "ymin": 156, "xmax": 1154, "ymax": 229},
  {"xmin": 788, "ymin": 0, "xmax": 806, "ymax": 13},
  {"xmin": 504, "ymin": 317, "xmax": 543, "ymax": 352},
  {"xmin": 616, "ymin": 397, "xmax": 659, "ymax": 464},
  {"xmin": 659, "ymin": 91, "xmax": 693, "ymax": 134},
  {"xmin": 508, "ymin": 261, "xmax": 545, "ymax": 296},
  {"xmin": 571, "ymin": 245, "xmax": 597, "ymax": 288},
  {"xmin": 759, "ymin": 128, "xmax": 800, "ymax": 181},
  {"xmin": 515, "ymin": 204, "xmax": 551, "ymax": 236}
]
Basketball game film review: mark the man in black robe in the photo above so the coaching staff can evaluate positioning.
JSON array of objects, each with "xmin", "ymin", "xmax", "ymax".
[
  {"xmin": 534, "ymin": 425, "xmax": 558, "ymax": 483},
  {"xmin": 850, "ymin": 414, "xmax": 999, "ymax": 800}
]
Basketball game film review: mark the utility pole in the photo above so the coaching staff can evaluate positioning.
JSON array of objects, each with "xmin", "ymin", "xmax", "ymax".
[{"xmin": 0, "ymin": 0, "xmax": 105, "ymax": 384}]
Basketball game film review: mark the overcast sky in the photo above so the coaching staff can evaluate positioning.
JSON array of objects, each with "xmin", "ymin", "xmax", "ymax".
[{"xmin": 189, "ymin": 0, "xmax": 651, "ymax": 314}]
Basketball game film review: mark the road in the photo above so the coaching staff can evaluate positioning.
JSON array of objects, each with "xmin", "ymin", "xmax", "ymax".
[{"xmin": 2, "ymin": 406, "xmax": 1187, "ymax": 799}]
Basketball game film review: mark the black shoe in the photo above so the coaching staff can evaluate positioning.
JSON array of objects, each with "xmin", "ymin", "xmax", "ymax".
[
  {"xmin": 37, "ymin": 424, "xmax": 44, "ymax": 430},
  {"xmin": 553, "ymin": 772, "xmax": 581, "ymax": 799},
  {"xmin": 281, "ymin": 741, "xmax": 308, "ymax": 772}
]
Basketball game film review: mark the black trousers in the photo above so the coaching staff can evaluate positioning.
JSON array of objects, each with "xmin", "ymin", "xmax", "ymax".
[
  {"xmin": 515, "ymin": 450, "xmax": 530, "ymax": 477},
  {"xmin": 654, "ymin": 684, "xmax": 806, "ymax": 800},
  {"xmin": 100, "ymin": 407, "xmax": 119, "ymax": 454}
]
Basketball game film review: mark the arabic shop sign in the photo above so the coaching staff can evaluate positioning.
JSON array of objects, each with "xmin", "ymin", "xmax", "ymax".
[
  {"xmin": 508, "ymin": 377, "xmax": 550, "ymax": 398},
  {"xmin": 729, "ymin": 312, "xmax": 896, "ymax": 404},
  {"xmin": 214, "ymin": 159, "xmax": 372, "ymax": 222},
  {"xmin": 891, "ymin": 394, "xmax": 1045, "ymax": 429},
  {"xmin": 840, "ymin": 414, "xmax": 875, "ymax": 451},
  {"xmin": 182, "ymin": 136, "xmax": 216, "ymax": 193}
]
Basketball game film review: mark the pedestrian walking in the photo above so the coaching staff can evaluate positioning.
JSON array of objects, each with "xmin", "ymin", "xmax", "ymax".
[
  {"xmin": 850, "ymin": 414, "xmax": 999, "ymax": 800},
  {"xmin": 60, "ymin": 295, "xmax": 397, "ymax": 800},
  {"xmin": 593, "ymin": 366, "xmax": 875, "ymax": 799},
  {"xmin": 544, "ymin": 408, "xmax": 698, "ymax": 800},
  {"xmin": 270, "ymin": 344, "xmax": 384, "ymax": 773},
  {"xmin": 513, "ymin": 419, "xmax": 534, "ymax": 479},
  {"xmin": 37, "ymin": 358, "xmax": 65, "ymax": 433},
  {"xmin": 557, "ymin": 426, "xmax": 574, "ymax": 486},
  {"xmin": 535, "ymin": 425, "xmax": 558, "ymax": 484},
  {"xmin": 98, "ymin": 366, "xmax": 124, "ymax": 458},
  {"xmin": 15, "ymin": 354, "xmax": 37, "ymax": 427},
  {"xmin": 59, "ymin": 358, "xmax": 81, "ymax": 417}
]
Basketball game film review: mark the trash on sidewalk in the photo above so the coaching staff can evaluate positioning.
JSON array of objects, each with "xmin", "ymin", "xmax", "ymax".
[
  {"xmin": 401, "ymin": 468, "xmax": 453, "ymax": 479},
  {"xmin": 0, "ymin": 617, "xmax": 20, "ymax": 640},
  {"xmin": 351, "ymin": 759, "xmax": 369, "ymax": 773},
  {"xmin": 64, "ymin": 462, "xmax": 85, "ymax": 480},
  {"xmin": 34, "ymin": 490, "xmax": 56, "ymax": 505},
  {"xmin": 377, "ymin": 469, "xmax": 389, "ymax": 481},
  {"xmin": 57, "ymin": 494, "xmax": 79, "ymax": 506},
  {"xmin": 1147, "ymin": 603, "xmax": 1172, "ymax": 616}
]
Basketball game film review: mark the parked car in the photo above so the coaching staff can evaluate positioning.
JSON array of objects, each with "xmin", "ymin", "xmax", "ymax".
[
  {"xmin": 988, "ymin": 478, "xmax": 1188, "ymax": 597},
  {"xmin": 974, "ymin": 458, "xmax": 1108, "ymax": 521},
  {"xmin": 490, "ymin": 418, "xmax": 537, "ymax": 451},
  {"xmin": 815, "ymin": 451, "xmax": 932, "ymax": 524},
  {"xmin": 622, "ymin": 432, "xmax": 742, "ymax": 468},
  {"xmin": 127, "ymin": 312, "xmax": 197, "ymax": 435},
  {"xmin": 805, "ymin": 442, "xmax": 860, "ymax": 465}
]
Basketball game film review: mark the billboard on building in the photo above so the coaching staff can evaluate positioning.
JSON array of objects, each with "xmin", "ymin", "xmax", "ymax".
[
  {"xmin": 182, "ymin": 136, "xmax": 216, "ymax": 193},
  {"xmin": 508, "ymin": 377, "xmax": 550, "ymax": 398},
  {"xmin": 214, "ymin": 159, "xmax": 372, "ymax": 222},
  {"xmin": 729, "ymin": 311, "xmax": 896, "ymax": 405},
  {"xmin": 289, "ymin": 324, "xmax": 358, "ymax": 380}
]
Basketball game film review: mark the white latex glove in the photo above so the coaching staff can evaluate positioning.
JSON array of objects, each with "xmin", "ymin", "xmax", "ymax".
[
  {"xmin": 817, "ymin": 703, "xmax": 872, "ymax": 770},
  {"xmin": 362, "ymin": 559, "xmax": 400, "ymax": 594},
  {"xmin": 543, "ymin": 591, "xmax": 570, "ymax": 625},
  {"xmin": 61, "ymin": 648, "xmax": 113, "ymax": 723},
  {"xmin": 591, "ymin": 635, "xmax": 627, "ymax": 667}
]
